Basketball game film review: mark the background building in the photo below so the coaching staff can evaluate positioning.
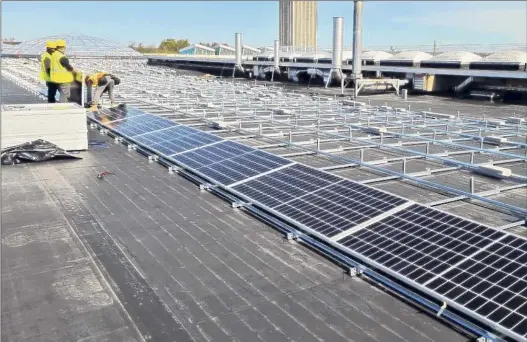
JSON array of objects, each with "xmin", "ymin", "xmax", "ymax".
[
  {"xmin": 179, "ymin": 44, "xmax": 216, "ymax": 56},
  {"xmin": 279, "ymin": 0, "xmax": 317, "ymax": 48}
]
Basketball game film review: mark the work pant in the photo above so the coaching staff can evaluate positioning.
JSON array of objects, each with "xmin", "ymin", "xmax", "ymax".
[
  {"xmin": 69, "ymin": 81, "xmax": 82, "ymax": 106},
  {"xmin": 46, "ymin": 82, "xmax": 58, "ymax": 103},
  {"xmin": 57, "ymin": 83, "xmax": 71, "ymax": 103},
  {"xmin": 87, "ymin": 77, "xmax": 115, "ymax": 105}
]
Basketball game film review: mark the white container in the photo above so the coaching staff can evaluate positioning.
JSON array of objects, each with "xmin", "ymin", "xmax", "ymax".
[{"xmin": 1, "ymin": 103, "xmax": 88, "ymax": 151}]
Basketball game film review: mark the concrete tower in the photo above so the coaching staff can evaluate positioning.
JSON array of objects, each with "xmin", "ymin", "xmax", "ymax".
[{"xmin": 279, "ymin": 0, "xmax": 318, "ymax": 48}]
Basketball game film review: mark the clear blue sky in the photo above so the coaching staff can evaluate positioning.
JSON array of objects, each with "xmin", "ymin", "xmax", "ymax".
[{"xmin": 2, "ymin": 1, "xmax": 525, "ymax": 48}]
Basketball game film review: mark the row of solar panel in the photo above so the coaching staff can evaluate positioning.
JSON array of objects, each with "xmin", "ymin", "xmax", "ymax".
[{"xmin": 89, "ymin": 107, "xmax": 527, "ymax": 340}]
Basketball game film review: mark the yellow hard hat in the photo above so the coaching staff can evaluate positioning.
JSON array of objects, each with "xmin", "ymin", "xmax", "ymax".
[
  {"xmin": 46, "ymin": 40, "xmax": 57, "ymax": 49},
  {"xmin": 55, "ymin": 39, "xmax": 67, "ymax": 47}
]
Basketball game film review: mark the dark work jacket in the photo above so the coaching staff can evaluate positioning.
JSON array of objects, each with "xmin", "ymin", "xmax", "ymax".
[{"xmin": 59, "ymin": 56, "xmax": 74, "ymax": 72}]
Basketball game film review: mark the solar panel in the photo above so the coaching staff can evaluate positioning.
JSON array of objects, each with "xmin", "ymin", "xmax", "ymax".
[
  {"xmin": 88, "ymin": 106, "xmax": 149, "ymax": 123},
  {"xmin": 107, "ymin": 114, "xmax": 177, "ymax": 138},
  {"xmin": 149, "ymin": 134, "xmax": 223, "ymax": 156},
  {"xmin": 133, "ymin": 125, "xmax": 201, "ymax": 145},
  {"xmin": 273, "ymin": 179, "xmax": 408, "ymax": 237},
  {"xmin": 426, "ymin": 236, "xmax": 527, "ymax": 337},
  {"xmin": 231, "ymin": 163, "xmax": 408, "ymax": 237},
  {"xmin": 195, "ymin": 150, "xmax": 292, "ymax": 185},
  {"xmin": 231, "ymin": 163, "xmax": 344, "ymax": 208},
  {"xmin": 336, "ymin": 204, "xmax": 527, "ymax": 339},
  {"xmin": 170, "ymin": 140, "xmax": 255, "ymax": 169}
]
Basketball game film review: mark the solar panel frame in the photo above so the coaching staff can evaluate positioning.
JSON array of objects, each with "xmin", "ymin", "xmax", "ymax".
[
  {"xmin": 424, "ymin": 236, "xmax": 527, "ymax": 337},
  {"xmin": 231, "ymin": 163, "xmax": 344, "ymax": 207},
  {"xmin": 334, "ymin": 204, "xmax": 527, "ymax": 341},
  {"xmin": 194, "ymin": 149, "xmax": 293, "ymax": 186},
  {"xmin": 272, "ymin": 180, "xmax": 409, "ymax": 237},
  {"xmin": 229, "ymin": 163, "xmax": 411, "ymax": 238},
  {"xmin": 107, "ymin": 114, "xmax": 178, "ymax": 138},
  {"xmin": 89, "ymin": 108, "xmax": 233, "ymax": 160},
  {"xmin": 133, "ymin": 125, "xmax": 202, "ymax": 145},
  {"xmin": 169, "ymin": 140, "xmax": 257, "ymax": 169}
]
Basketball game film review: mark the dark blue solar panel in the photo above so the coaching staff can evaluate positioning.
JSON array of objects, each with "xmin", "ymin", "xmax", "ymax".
[
  {"xmin": 271, "ymin": 180, "xmax": 408, "ymax": 237},
  {"xmin": 147, "ymin": 134, "xmax": 222, "ymax": 156},
  {"xmin": 176, "ymin": 132, "xmax": 223, "ymax": 147},
  {"xmin": 425, "ymin": 236, "xmax": 527, "ymax": 338},
  {"xmin": 195, "ymin": 150, "xmax": 291, "ymax": 185},
  {"xmin": 133, "ymin": 126, "xmax": 200, "ymax": 145},
  {"xmin": 338, "ymin": 204, "xmax": 505, "ymax": 284},
  {"xmin": 170, "ymin": 141, "xmax": 255, "ymax": 169},
  {"xmin": 108, "ymin": 114, "xmax": 177, "ymax": 138},
  {"xmin": 336, "ymin": 204, "xmax": 527, "ymax": 339},
  {"xmin": 232, "ymin": 164, "xmax": 342, "ymax": 208}
]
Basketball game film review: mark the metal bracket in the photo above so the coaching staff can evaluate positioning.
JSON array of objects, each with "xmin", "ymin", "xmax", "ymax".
[
  {"xmin": 347, "ymin": 266, "xmax": 364, "ymax": 277},
  {"xmin": 114, "ymin": 136, "xmax": 122, "ymax": 143},
  {"xmin": 231, "ymin": 201, "xmax": 250, "ymax": 208},
  {"xmin": 285, "ymin": 232, "xmax": 299, "ymax": 241},
  {"xmin": 476, "ymin": 334, "xmax": 497, "ymax": 342},
  {"xmin": 127, "ymin": 144, "xmax": 137, "ymax": 151},
  {"xmin": 148, "ymin": 155, "xmax": 159, "ymax": 163},
  {"xmin": 89, "ymin": 123, "xmax": 97, "ymax": 129},
  {"xmin": 200, "ymin": 184, "xmax": 217, "ymax": 191},
  {"xmin": 99, "ymin": 128, "xmax": 109, "ymax": 135},
  {"xmin": 168, "ymin": 166, "xmax": 179, "ymax": 174}
]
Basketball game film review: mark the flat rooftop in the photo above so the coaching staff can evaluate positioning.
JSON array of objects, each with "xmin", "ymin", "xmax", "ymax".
[{"xmin": 1, "ymin": 78, "xmax": 470, "ymax": 341}]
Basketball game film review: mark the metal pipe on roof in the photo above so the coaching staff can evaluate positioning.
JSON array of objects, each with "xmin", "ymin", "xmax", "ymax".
[
  {"xmin": 332, "ymin": 17, "xmax": 344, "ymax": 69},
  {"xmin": 352, "ymin": 1, "xmax": 363, "ymax": 80},
  {"xmin": 235, "ymin": 33, "xmax": 242, "ymax": 66},
  {"xmin": 274, "ymin": 40, "xmax": 280, "ymax": 70}
]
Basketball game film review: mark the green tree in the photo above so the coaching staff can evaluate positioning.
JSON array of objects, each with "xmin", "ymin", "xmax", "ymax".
[{"xmin": 158, "ymin": 39, "xmax": 190, "ymax": 53}]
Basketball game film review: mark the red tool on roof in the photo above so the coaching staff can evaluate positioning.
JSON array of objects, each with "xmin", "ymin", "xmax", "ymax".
[{"xmin": 96, "ymin": 171, "xmax": 113, "ymax": 179}]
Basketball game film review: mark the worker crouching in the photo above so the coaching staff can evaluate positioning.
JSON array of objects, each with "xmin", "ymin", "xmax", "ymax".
[{"xmin": 84, "ymin": 72, "xmax": 121, "ymax": 109}]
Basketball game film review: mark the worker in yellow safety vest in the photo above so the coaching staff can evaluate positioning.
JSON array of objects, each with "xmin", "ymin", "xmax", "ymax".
[
  {"xmin": 50, "ymin": 39, "xmax": 78, "ymax": 103},
  {"xmin": 40, "ymin": 40, "xmax": 58, "ymax": 103},
  {"xmin": 84, "ymin": 71, "xmax": 120, "ymax": 108}
]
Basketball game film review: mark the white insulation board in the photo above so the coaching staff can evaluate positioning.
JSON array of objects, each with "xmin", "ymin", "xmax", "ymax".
[{"xmin": 1, "ymin": 103, "xmax": 88, "ymax": 151}]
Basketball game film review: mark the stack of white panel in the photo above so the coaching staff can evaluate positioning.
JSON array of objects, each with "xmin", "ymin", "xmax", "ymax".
[{"xmin": 1, "ymin": 103, "xmax": 88, "ymax": 151}]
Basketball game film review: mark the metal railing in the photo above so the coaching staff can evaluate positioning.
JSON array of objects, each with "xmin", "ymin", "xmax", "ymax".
[{"xmin": 280, "ymin": 43, "xmax": 527, "ymax": 55}]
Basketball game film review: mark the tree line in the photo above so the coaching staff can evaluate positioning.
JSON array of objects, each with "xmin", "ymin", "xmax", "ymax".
[{"xmin": 128, "ymin": 39, "xmax": 230, "ymax": 53}]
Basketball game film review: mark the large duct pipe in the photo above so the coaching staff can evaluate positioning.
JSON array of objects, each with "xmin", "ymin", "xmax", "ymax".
[
  {"xmin": 332, "ymin": 17, "xmax": 344, "ymax": 69},
  {"xmin": 352, "ymin": 1, "xmax": 363, "ymax": 79},
  {"xmin": 235, "ymin": 32, "xmax": 242, "ymax": 66},
  {"xmin": 273, "ymin": 40, "xmax": 280, "ymax": 70}
]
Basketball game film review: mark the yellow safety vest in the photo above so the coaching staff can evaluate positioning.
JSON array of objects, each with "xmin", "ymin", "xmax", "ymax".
[
  {"xmin": 50, "ymin": 51, "xmax": 74, "ymax": 84},
  {"xmin": 40, "ymin": 52, "xmax": 52, "ymax": 82},
  {"xmin": 87, "ymin": 72, "xmax": 106, "ymax": 86},
  {"xmin": 75, "ymin": 72, "xmax": 84, "ymax": 83}
]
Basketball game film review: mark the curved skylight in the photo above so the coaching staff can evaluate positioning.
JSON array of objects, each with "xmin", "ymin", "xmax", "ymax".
[{"xmin": 1, "ymin": 35, "xmax": 143, "ymax": 58}]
